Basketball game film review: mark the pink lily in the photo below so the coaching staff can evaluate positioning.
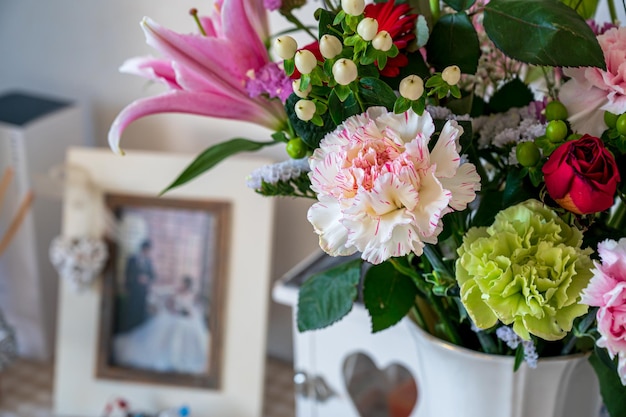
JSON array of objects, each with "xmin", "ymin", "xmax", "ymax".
[{"xmin": 108, "ymin": 0, "xmax": 287, "ymax": 154}]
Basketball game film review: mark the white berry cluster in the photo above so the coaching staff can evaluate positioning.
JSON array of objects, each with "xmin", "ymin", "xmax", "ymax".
[{"xmin": 273, "ymin": 0, "xmax": 464, "ymax": 124}]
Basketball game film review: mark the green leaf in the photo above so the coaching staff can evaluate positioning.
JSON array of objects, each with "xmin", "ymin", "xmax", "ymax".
[
  {"xmin": 360, "ymin": 47, "xmax": 377, "ymax": 65},
  {"xmin": 286, "ymin": 94, "xmax": 337, "ymax": 149},
  {"xmin": 560, "ymin": 0, "xmax": 599, "ymax": 20},
  {"xmin": 503, "ymin": 168, "xmax": 536, "ymax": 207},
  {"xmin": 528, "ymin": 167, "xmax": 543, "ymax": 187},
  {"xmin": 333, "ymin": 9, "xmax": 346, "ymax": 26},
  {"xmin": 411, "ymin": 98, "xmax": 426, "ymax": 115},
  {"xmin": 488, "ymin": 78, "xmax": 534, "ymax": 113},
  {"xmin": 297, "ymin": 259, "xmax": 363, "ymax": 331},
  {"xmin": 344, "ymin": 34, "xmax": 360, "ymax": 46},
  {"xmin": 363, "ymin": 261, "xmax": 419, "ymax": 332},
  {"xmin": 472, "ymin": 189, "xmax": 503, "ymax": 227},
  {"xmin": 377, "ymin": 53, "xmax": 388, "ymax": 70},
  {"xmin": 383, "ymin": 50, "xmax": 430, "ymax": 90},
  {"xmin": 162, "ymin": 138, "xmax": 274, "ymax": 193},
  {"xmin": 271, "ymin": 131, "xmax": 288, "ymax": 142},
  {"xmin": 513, "ymin": 344, "xmax": 525, "ymax": 371},
  {"xmin": 589, "ymin": 348, "xmax": 626, "ymax": 417},
  {"xmin": 334, "ymin": 84, "xmax": 352, "ymax": 102},
  {"xmin": 394, "ymin": 96, "xmax": 412, "ymax": 114},
  {"xmin": 329, "ymin": 89, "xmax": 360, "ymax": 124},
  {"xmin": 311, "ymin": 114, "xmax": 324, "ymax": 126},
  {"xmin": 425, "ymin": 12, "xmax": 480, "ymax": 74},
  {"xmin": 315, "ymin": 101, "xmax": 328, "ymax": 115},
  {"xmin": 284, "ymin": 59, "xmax": 295, "ymax": 77},
  {"xmin": 444, "ymin": 0, "xmax": 476, "ymax": 11},
  {"xmin": 483, "ymin": 0, "xmax": 605, "ymax": 69},
  {"xmin": 318, "ymin": 9, "xmax": 339, "ymax": 37},
  {"xmin": 359, "ymin": 77, "xmax": 397, "ymax": 110}
]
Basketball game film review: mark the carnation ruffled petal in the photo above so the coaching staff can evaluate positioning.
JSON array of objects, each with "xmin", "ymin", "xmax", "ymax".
[
  {"xmin": 308, "ymin": 108, "xmax": 480, "ymax": 264},
  {"xmin": 456, "ymin": 199, "xmax": 593, "ymax": 340},
  {"xmin": 307, "ymin": 196, "xmax": 356, "ymax": 257}
]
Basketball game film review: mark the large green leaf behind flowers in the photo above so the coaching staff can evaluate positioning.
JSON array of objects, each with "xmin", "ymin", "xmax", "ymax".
[
  {"xmin": 364, "ymin": 261, "xmax": 418, "ymax": 332},
  {"xmin": 483, "ymin": 0, "xmax": 606, "ymax": 69},
  {"xmin": 426, "ymin": 12, "xmax": 480, "ymax": 74}
]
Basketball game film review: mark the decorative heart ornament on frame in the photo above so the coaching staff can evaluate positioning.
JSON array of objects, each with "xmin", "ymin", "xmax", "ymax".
[{"xmin": 49, "ymin": 236, "xmax": 108, "ymax": 292}]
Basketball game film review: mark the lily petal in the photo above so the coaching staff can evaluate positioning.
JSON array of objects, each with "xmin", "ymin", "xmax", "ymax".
[
  {"xmin": 120, "ymin": 56, "xmax": 180, "ymax": 89},
  {"xmin": 108, "ymin": 90, "xmax": 284, "ymax": 154}
]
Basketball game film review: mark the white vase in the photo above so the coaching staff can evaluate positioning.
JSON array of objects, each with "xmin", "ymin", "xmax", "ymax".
[{"xmin": 409, "ymin": 323, "xmax": 603, "ymax": 417}]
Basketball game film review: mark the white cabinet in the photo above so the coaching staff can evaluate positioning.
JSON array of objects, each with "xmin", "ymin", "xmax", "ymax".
[{"xmin": 273, "ymin": 251, "xmax": 421, "ymax": 417}]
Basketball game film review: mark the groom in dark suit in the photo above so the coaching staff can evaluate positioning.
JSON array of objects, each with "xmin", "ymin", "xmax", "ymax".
[{"xmin": 124, "ymin": 239, "xmax": 155, "ymax": 330}]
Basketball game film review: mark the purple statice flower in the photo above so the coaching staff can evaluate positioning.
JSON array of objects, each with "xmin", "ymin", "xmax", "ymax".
[
  {"xmin": 588, "ymin": 19, "xmax": 618, "ymax": 36},
  {"xmin": 246, "ymin": 62, "xmax": 293, "ymax": 103},
  {"xmin": 264, "ymin": 0, "xmax": 282, "ymax": 11},
  {"xmin": 496, "ymin": 326, "xmax": 538, "ymax": 368}
]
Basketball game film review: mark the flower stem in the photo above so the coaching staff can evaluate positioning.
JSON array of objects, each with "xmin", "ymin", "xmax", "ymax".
[
  {"xmin": 429, "ymin": 0, "xmax": 440, "ymax": 22},
  {"xmin": 607, "ymin": 198, "xmax": 626, "ymax": 231},
  {"xmin": 391, "ymin": 254, "xmax": 462, "ymax": 345},
  {"xmin": 608, "ymin": 0, "xmax": 618, "ymax": 23},
  {"xmin": 281, "ymin": 11, "xmax": 318, "ymax": 41},
  {"xmin": 475, "ymin": 330, "xmax": 499, "ymax": 354}
]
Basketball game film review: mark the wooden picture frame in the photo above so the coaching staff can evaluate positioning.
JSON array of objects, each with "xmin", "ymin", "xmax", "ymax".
[
  {"xmin": 53, "ymin": 148, "xmax": 275, "ymax": 417},
  {"xmin": 95, "ymin": 193, "xmax": 231, "ymax": 389}
]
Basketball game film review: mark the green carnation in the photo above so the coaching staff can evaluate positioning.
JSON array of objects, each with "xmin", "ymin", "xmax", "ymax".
[{"xmin": 456, "ymin": 199, "xmax": 593, "ymax": 341}]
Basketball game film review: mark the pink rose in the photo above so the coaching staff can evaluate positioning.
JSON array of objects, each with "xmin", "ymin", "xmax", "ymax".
[
  {"xmin": 582, "ymin": 238, "xmax": 626, "ymax": 384},
  {"xmin": 559, "ymin": 27, "xmax": 626, "ymax": 136}
]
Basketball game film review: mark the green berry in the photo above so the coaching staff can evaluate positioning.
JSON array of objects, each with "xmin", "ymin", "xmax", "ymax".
[
  {"xmin": 544, "ymin": 101, "xmax": 568, "ymax": 121},
  {"xmin": 604, "ymin": 111, "xmax": 619, "ymax": 129},
  {"xmin": 546, "ymin": 120, "xmax": 568, "ymax": 142},
  {"xmin": 516, "ymin": 141, "xmax": 541, "ymax": 167},
  {"xmin": 616, "ymin": 114, "xmax": 626, "ymax": 135},
  {"xmin": 286, "ymin": 138, "xmax": 308, "ymax": 159}
]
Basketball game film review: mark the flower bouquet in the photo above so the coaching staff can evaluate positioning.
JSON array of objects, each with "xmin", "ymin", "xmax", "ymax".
[{"xmin": 109, "ymin": 0, "xmax": 626, "ymax": 415}]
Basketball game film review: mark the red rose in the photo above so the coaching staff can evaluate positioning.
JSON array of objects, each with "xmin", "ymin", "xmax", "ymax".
[{"xmin": 542, "ymin": 135, "xmax": 620, "ymax": 214}]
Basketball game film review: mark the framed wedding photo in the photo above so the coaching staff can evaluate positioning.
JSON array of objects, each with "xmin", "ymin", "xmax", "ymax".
[
  {"xmin": 53, "ymin": 148, "xmax": 275, "ymax": 417},
  {"xmin": 96, "ymin": 193, "xmax": 230, "ymax": 389}
]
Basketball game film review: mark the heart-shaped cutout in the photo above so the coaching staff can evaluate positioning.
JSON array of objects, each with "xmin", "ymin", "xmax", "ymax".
[
  {"xmin": 343, "ymin": 352, "xmax": 418, "ymax": 417},
  {"xmin": 49, "ymin": 236, "xmax": 108, "ymax": 292}
]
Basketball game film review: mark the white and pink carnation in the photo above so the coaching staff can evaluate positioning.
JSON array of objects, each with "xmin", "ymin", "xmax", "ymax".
[
  {"xmin": 581, "ymin": 238, "xmax": 626, "ymax": 385},
  {"xmin": 307, "ymin": 107, "xmax": 481, "ymax": 265},
  {"xmin": 560, "ymin": 26, "xmax": 626, "ymax": 136}
]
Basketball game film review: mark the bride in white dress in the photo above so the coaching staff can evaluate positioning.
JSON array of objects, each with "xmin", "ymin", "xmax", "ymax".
[{"xmin": 113, "ymin": 276, "xmax": 209, "ymax": 374}]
